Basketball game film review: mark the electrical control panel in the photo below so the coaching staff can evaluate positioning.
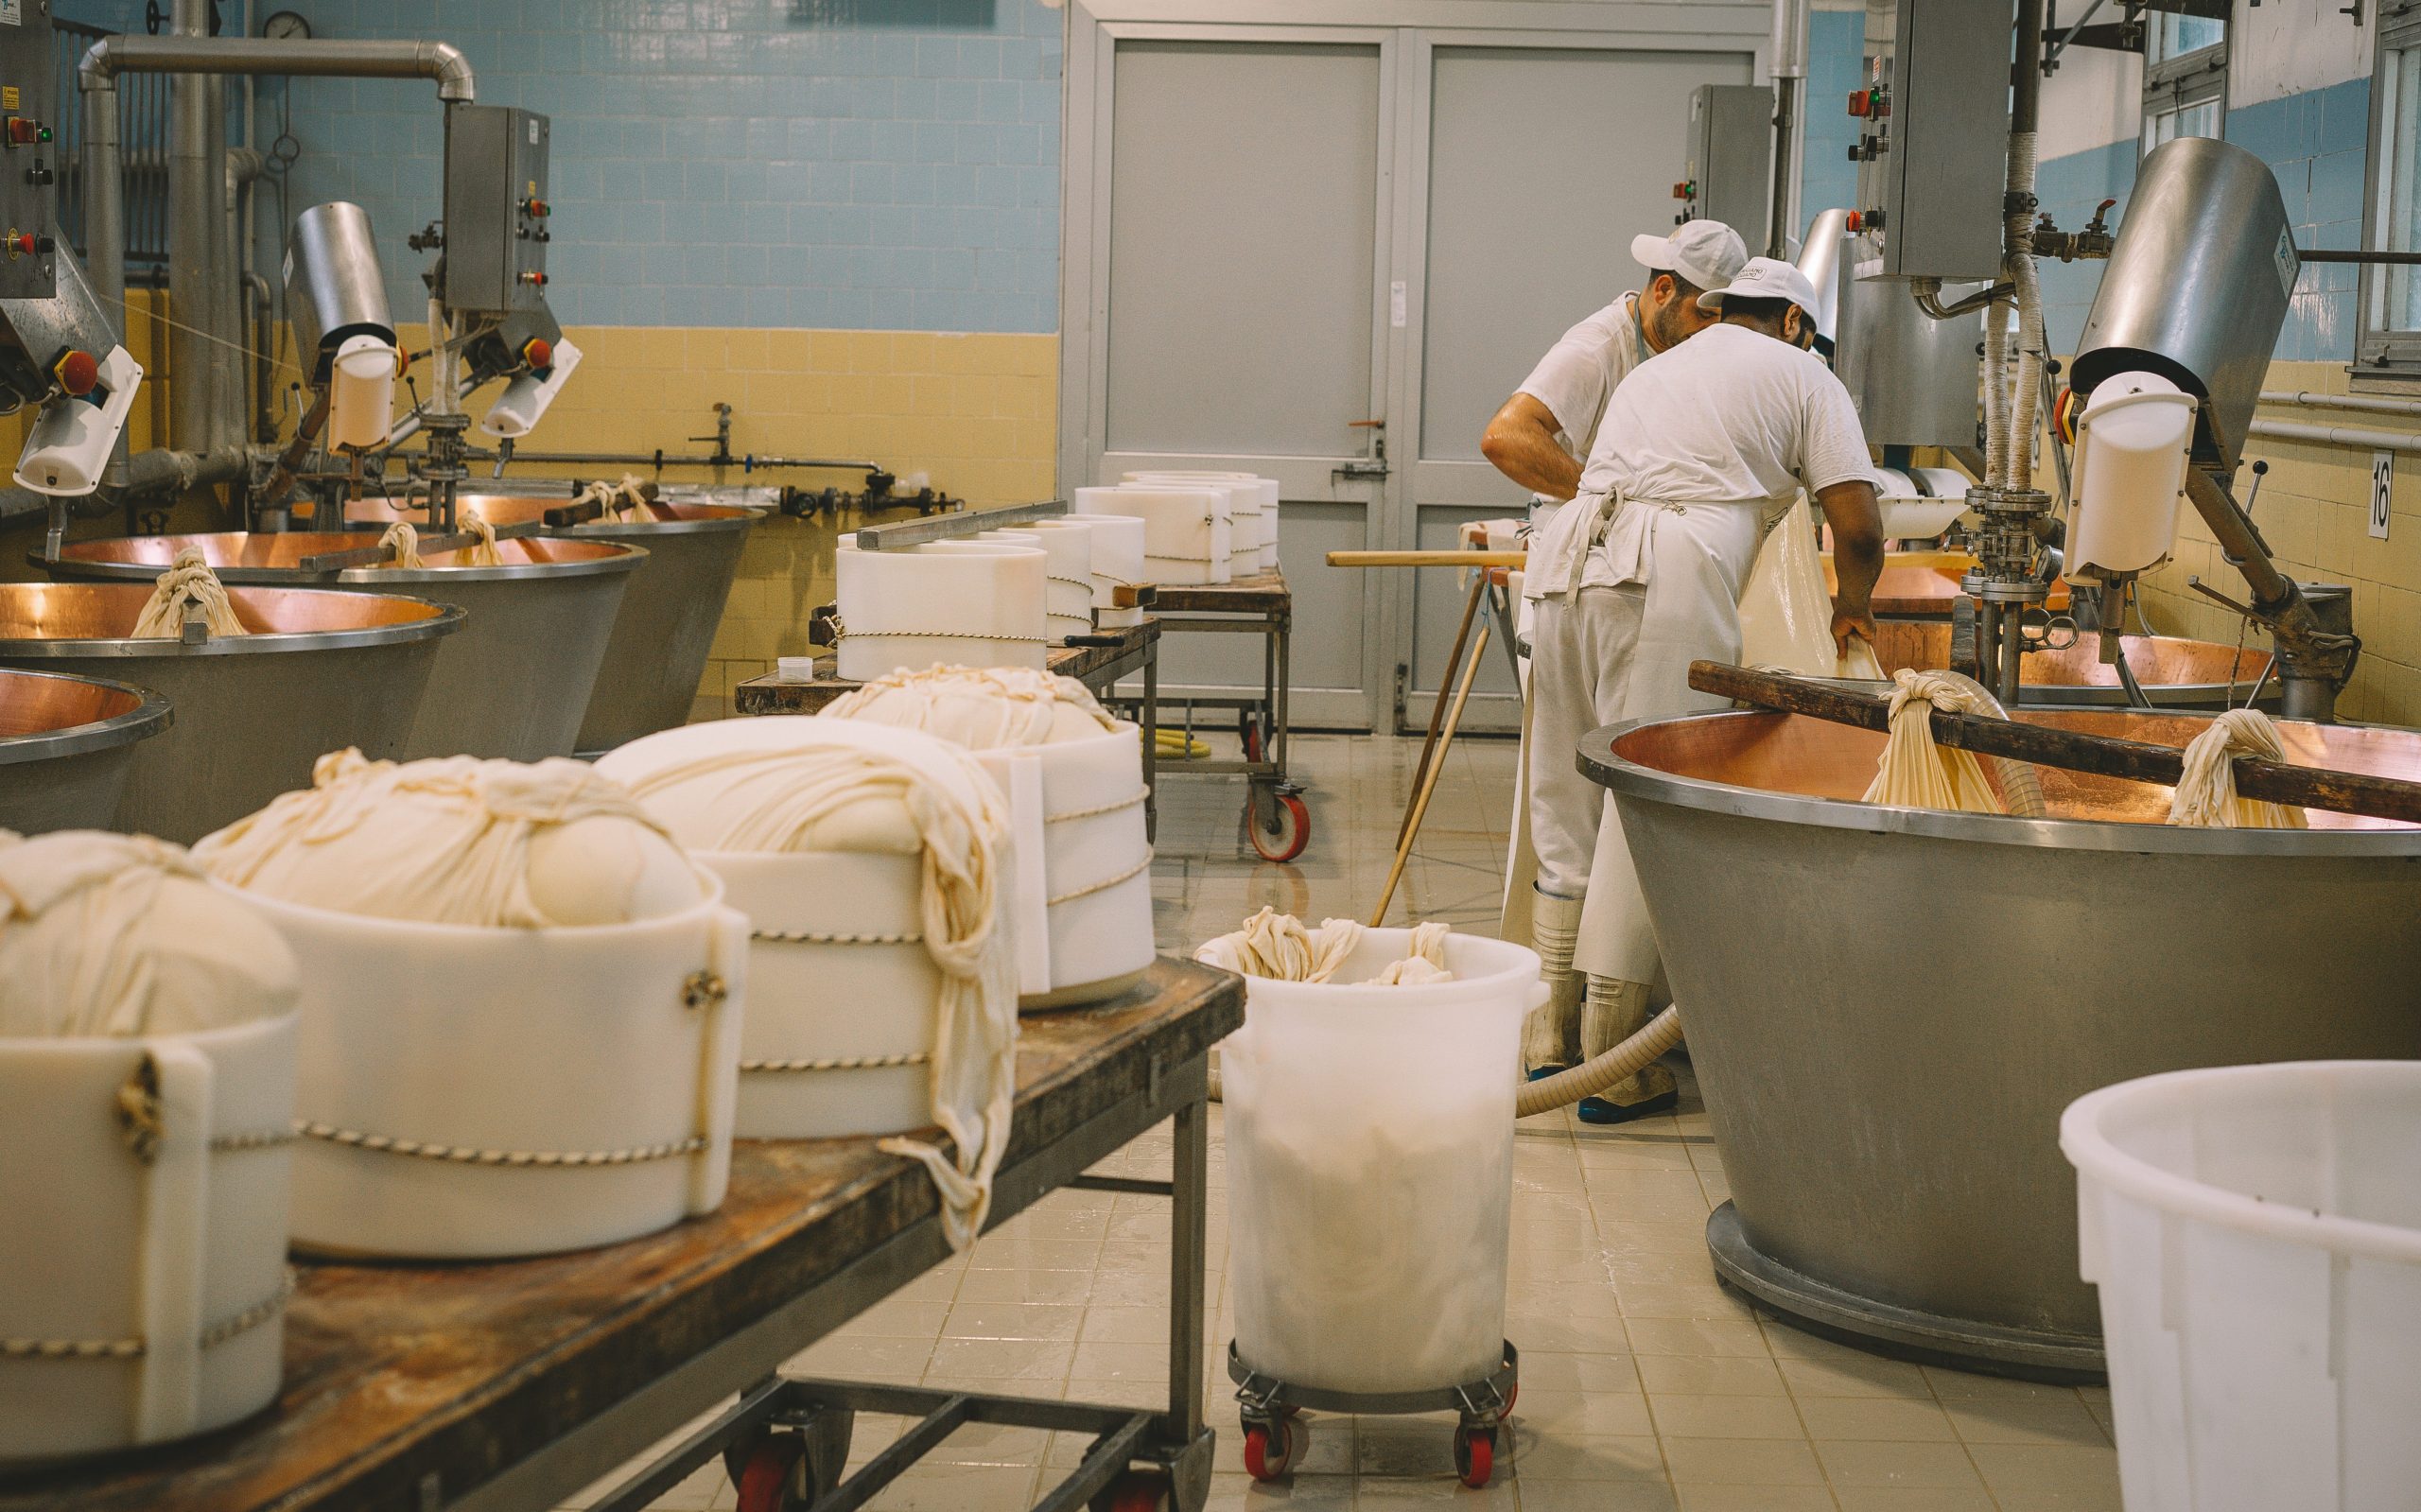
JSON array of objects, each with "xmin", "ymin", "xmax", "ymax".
[
  {"xmin": 1676, "ymin": 85, "xmax": 1772, "ymax": 248},
  {"xmin": 0, "ymin": 4, "xmax": 61, "ymax": 304},
  {"xmin": 442, "ymin": 104, "xmax": 551, "ymax": 316},
  {"xmin": 1853, "ymin": 0, "xmax": 2012, "ymax": 282}
]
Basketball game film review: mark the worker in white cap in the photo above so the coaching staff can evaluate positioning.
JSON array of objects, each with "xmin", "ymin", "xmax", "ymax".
[
  {"xmin": 1525, "ymin": 255, "xmax": 1884, "ymax": 1121},
  {"xmin": 1482, "ymin": 220, "xmax": 1750, "ymax": 1089}
]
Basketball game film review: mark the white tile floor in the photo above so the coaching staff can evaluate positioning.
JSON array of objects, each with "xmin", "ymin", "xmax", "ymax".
[{"xmin": 565, "ymin": 733, "xmax": 2120, "ymax": 1512}]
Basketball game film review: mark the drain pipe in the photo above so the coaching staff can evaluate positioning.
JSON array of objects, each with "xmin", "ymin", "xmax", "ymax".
[
  {"xmin": 2245, "ymin": 418, "xmax": 2421, "ymax": 454},
  {"xmin": 1765, "ymin": 0, "xmax": 1810, "ymax": 257},
  {"xmin": 79, "ymin": 33, "xmax": 473, "ymax": 493},
  {"xmin": 2258, "ymin": 390, "xmax": 2421, "ymax": 421}
]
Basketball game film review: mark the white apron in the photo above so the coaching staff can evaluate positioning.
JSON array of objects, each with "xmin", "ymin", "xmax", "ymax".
[{"xmin": 1560, "ymin": 490, "xmax": 1776, "ymax": 983}]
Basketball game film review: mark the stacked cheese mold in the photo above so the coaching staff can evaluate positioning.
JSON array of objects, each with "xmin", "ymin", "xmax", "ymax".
[
  {"xmin": 834, "ymin": 537, "xmax": 1049, "ymax": 681},
  {"xmin": 992, "ymin": 521, "xmax": 1096, "ymax": 645},
  {"xmin": 193, "ymin": 750, "xmax": 747, "ymax": 1260},
  {"xmin": 1074, "ymin": 485, "xmax": 1228, "ymax": 584},
  {"xmin": 1074, "ymin": 514, "xmax": 1150, "ymax": 628},
  {"xmin": 1125, "ymin": 471, "xmax": 1280, "ymax": 572},
  {"xmin": 822, "ymin": 665, "xmax": 1156, "ymax": 1009},
  {"xmin": 0, "ymin": 831, "xmax": 300, "ymax": 1463},
  {"xmin": 596, "ymin": 718, "xmax": 1019, "ymax": 1250}
]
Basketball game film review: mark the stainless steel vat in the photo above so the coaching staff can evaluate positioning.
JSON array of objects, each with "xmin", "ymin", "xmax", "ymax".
[
  {"xmin": 0, "ymin": 583, "xmax": 459, "ymax": 843},
  {"xmin": 49, "ymin": 532, "xmax": 643, "ymax": 763},
  {"xmin": 1848, "ymin": 621, "xmax": 2269, "ymax": 708},
  {"xmin": 0, "ymin": 668, "xmax": 173, "ymax": 834},
  {"xmin": 1581, "ymin": 709, "xmax": 2421, "ymax": 1378},
  {"xmin": 350, "ymin": 494, "xmax": 761, "ymax": 751}
]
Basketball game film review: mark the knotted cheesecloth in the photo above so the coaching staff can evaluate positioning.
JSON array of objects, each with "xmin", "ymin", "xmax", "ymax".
[
  {"xmin": 567, "ymin": 473, "xmax": 654, "ymax": 522},
  {"xmin": 131, "ymin": 546, "xmax": 247, "ymax": 639},
  {"xmin": 1862, "ymin": 669, "xmax": 2047, "ymax": 817},
  {"xmin": 192, "ymin": 749, "xmax": 703, "ymax": 929},
  {"xmin": 613, "ymin": 738, "xmax": 1019, "ymax": 1250},
  {"xmin": 376, "ymin": 522, "xmax": 425, "ymax": 569},
  {"xmin": 452, "ymin": 509, "xmax": 507, "ymax": 568},
  {"xmin": 2167, "ymin": 708, "xmax": 2309, "ymax": 829},
  {"xmin": 823, "ymin": 664, "xmax": 1118, "ymax": 749},
  {"xmin": 0, "ymin": 829, "xmax": 298, "ymax": 1037},
  {"xmin": 1197, "ymin": 908, "xmax": 1454, "ymax": 985}
]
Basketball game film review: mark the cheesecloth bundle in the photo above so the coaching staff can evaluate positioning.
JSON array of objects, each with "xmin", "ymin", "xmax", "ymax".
[
  {"xmin": 823, "ymin": 665, "xmax": 1117, "ymax": 748},
  {"xmin": 1196, "ymin": 908, "xmax": 1454, "ymax": 986},
  {"xmin": 131, "ymin": 547, "xmax": 247, "ymax": 640},
  {"xmin": 569, "ymin": 473, "xmax": 654, "ymax": 521},
  {"xmin": 0, "ymin": 830, "xmax": 297, "ymax": 1037},
  {"xmin": 608, "ymin": 725, "xmax": 1019, "ymax": 1250},
  {"xmin": 451, "ymin": 509, "xmax": 507, "ymax": 568},
  {"xmin": 191, "ymin": 748, "xmax": 703, "ymax": 928},
  {"xmin": 2167, "ymin": 709, "xmax": 2309, "ymax": 829},
  {"xmin": 1862, "ymin": 669, "xmax": 2047, "ymax": 817},
  {"xmin": 376, "ymin": 522, "xmax": 425, "ymax": 569}
]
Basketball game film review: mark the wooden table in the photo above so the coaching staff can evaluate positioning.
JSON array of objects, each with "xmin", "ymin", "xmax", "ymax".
[{"xmin": 5, "ymin": 960, "xmax": 1243, "ymax": 1512}]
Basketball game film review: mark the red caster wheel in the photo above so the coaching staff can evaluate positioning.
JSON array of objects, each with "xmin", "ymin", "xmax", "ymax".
[
  {"xmin": 1092, "ymin": 1467, "xmax": 1174, "ymax": 1512},
  {"xmin": 1503, "ymin": 1381, "xmax": 1518, "ymax": 1414},
  {"xmin": 733, "ymin": 1433, "xmax": 807, "ymax": 1512},
  {"xmin": 1453, "ymin": 1423, "xmax": 1496, "ymax": 1489},
  {"xmin": 1243, "ymin": 1416, "xmax": 1305, "ymax": 1482},
  {"xmin": 1248, "ymin": 791, "xmax": 1310, "ymax": 862},
  {"xmin": 1241, "ymin": 718, "xmax": 1264, "ymax": 763}
]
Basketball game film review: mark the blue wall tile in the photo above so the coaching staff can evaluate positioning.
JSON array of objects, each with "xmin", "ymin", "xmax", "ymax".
[
  {"xmin": 1801, "ymin": 9, "xmax": 1867, "ymax": 234},
  {"xmin": 65, "ymin": 0, "xmax": 1067, "ymax": 332}
]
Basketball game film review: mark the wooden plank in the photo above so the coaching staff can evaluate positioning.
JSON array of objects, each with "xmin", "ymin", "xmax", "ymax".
[
  {"xmin": 1324, "ymin": 550, "xmax": 1527, "ymax": 569},
  {"xmin": 292, "ymin": 504, "xmax": 606, "ymax": 573},
  {"xmin": 1148, "ymin": 572, "xmax": 1290, "ymax": 617},
  {"xmin": 1688, "ymin": 661, "xmax": 2421, "ymax": 826},
  {"xmin": 1, "ymin": 959, "xmax": 1243, "ymax": 1512},
  {"xmin": 852, "ymin": 500, "xmax": 1068, "ymax": 552}
]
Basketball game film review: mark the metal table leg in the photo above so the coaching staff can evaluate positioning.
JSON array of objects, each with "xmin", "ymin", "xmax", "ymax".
[{"xmin": 1142, "ymin": 636, "xmax": 1160, "ymax": 843}]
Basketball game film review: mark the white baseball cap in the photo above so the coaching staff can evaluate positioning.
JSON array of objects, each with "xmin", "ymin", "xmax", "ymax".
[
  {"xmin": 1629, "ymin": 219, "xmax": 1748, "ymax": 294},
  {"xmin": 1697, "ymin": 255, "xmax": 1822, "ymax": 313}
]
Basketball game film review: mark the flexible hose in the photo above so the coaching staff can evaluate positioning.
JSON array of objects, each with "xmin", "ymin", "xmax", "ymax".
[
  {"xmin": 1516, "ymin": 1006, "xmax": 1685, "ymax": 1118},
  {"xmin": 1982, "ymin": 287, "xmax": 2011, "ymax": 486}
]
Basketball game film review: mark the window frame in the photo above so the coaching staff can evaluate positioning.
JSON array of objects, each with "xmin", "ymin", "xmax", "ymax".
[
  {"xmin": 2138, "ymin": 10, "xmax": 2229, "ymax": 158},
  {"xmin": 2355, "ymin": 0, "xmax": 2421, "ymax": 382}
]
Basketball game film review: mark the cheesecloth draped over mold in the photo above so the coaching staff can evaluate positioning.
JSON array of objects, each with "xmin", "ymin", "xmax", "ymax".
[
  {"xmin": 614, "ymin": 736, "xmax": 1020, "ymax": 1250},
  {"xmin": 822, "ymin": 664, "xmax": 1119, "ymax": 749},
  {"xmin": 1197, "ymin": 908, "xmax": 1454, "ymax": 985},
  {"xmin": 2168, "ymin": 708, "xmax": 2310, "ymax": 829},
  {"xmin": 0, "ymin": 829, "xmax": 297, "ymax": 1037},
  {"xmin": 191, "ymin": 749, "xmax": 703, "ymax": 929},
  {"xmin": 131, "ymin": 547, "xmax": 248, "ymax": 639}
]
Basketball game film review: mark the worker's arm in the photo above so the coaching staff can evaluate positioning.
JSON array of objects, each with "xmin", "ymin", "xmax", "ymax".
[
  {"xmin": 1480, "ymin": 393, "xmax": 1581, "ymax": 501},
  {"xmin": 1815, "ymin": 478, "xmax": 1884, "ymax": 655}
]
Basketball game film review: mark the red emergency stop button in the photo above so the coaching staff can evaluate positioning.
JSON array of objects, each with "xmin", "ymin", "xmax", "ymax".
[
  {"xmin": 517, "ymin": 269, "xmax": 548, "ymax": 287},
  {"xmin": 520, "ymin": 337, "xmax": 553, "ymax": 371},
  {"xmin": 5, "ymin": 117, "xmax": 42, "ymax": 146},
  {"xmin": 53, "ymin": 349, "xmax": 98, "ymax": 397},
  {"xmin": 525, "ymin": 197, "xmax": 549, "ymax": 218},
  {"xmin": 7, "ymin": 231, "xmax": 34, "ymax": 257}
]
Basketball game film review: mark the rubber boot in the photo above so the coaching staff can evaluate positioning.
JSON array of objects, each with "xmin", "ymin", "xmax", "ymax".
[
  {"xmin": 1523, "ymin": 888, "xmax": 1585, "ymax": 1078},
  {"xmin": 1576, "ymin": 974, "xmax": 1678, "ymax": 1124}
]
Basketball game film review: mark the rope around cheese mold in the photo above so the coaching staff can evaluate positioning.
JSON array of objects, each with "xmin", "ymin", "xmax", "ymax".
[
  {"xmin": 2168, "ymin": 708, "xmax": 2309, "ymax": 829},
  {"xmin": 131, "ymin": 546, "xmax": 247, "ymax": 638},
  {"xmin": 613, "ymin": 741, "xmax": 1019, "ymax": 1252}
]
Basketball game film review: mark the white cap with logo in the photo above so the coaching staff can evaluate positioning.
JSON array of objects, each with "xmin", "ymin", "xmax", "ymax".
[
  {"xmin": 1629, "ymin": 219, "xmax": 1749, "ymax": 295},
  {"xmin": 1697, "ymin": 256, "xmax": 1822, "ymax": 313}
]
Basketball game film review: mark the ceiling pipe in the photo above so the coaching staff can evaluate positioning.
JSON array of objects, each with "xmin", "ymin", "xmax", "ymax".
[{"xmin": 78, "ymin": 33, "xmax": 474, "ymax": 488}]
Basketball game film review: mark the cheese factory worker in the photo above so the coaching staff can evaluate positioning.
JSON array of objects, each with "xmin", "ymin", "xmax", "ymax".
[
  {"xmin": 1483, "ymin": 222, "xmax": 1749, "ymax": 1088},
  {"xmin": 1480, "ymin": 219, "xmax": 1750, "ymax": 526},
  {"xmin": 1524, "ymin": 255, "xmax": 1884, "ymax": 1121}
]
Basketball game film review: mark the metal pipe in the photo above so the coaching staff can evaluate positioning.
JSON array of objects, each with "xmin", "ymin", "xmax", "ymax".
[
  {"xmin": 168, "ymin": 0, "xmax": 213, "ymax": 455},
  {"xmin": 2246, "ymin": 418, "xmax": 2421, "ymax": 454},
  {"xmin": 78, "ymin": 37, "xmax": 475, "ymax": 100},
  {"xmin": 0, "ymin": 444, "xmax": 251, "ymax": 525},
  {"xmin": 85, "ymin": 85, "xmax": 128, "ymax": 488},
  {"xmin": 2259, "ymin": 389, "xmax": 2421, "ymax": 419},
  {"xmin": 1766, "ymin": 0, "xmax": 1810, "ymax": 258}
]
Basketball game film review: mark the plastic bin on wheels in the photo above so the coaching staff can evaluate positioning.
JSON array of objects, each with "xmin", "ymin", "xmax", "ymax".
[{"xmin": 1207, "ymin": 929, "xmax": 1542, "ymax": 1487}]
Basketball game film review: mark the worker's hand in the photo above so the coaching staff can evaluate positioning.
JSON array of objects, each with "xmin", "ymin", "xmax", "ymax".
[{"xmin": 1830, "ymin": 603, "xmax": 1877, "ymax": 657}]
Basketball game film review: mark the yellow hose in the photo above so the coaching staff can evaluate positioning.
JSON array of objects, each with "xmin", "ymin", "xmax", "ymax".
[{"xmin": 1516, "ymin": 1006, "xmax": 1685, "ymax": 1118}]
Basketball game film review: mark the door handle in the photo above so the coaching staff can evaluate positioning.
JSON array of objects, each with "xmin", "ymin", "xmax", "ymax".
[{"xmin": 1334, "ymin": 460, "xmax": 1389, "ymax": 480}]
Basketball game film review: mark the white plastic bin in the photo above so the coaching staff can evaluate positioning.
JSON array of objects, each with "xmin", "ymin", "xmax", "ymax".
[
  {"xmin": 2062, "ymin": 1061, "xmax": 2421, "ymax": 1512},
  {"xmin": 1210, "ymin": 930, "xmax": 1542, "ymax": 1396}
]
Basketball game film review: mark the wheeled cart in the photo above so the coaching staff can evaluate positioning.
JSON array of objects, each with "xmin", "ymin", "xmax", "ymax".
[
  {"xmin": 1228, "ymin": 1341, "xmax": 1519, "ymax": 1488},
  {"xmin": 1141, "ymin": 572, "xmax": 1307, "ymax": 862}
]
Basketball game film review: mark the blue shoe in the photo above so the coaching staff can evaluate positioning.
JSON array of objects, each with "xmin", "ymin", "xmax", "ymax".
[
  {"xmin": 1576, "ymin": 1088, "xmax": 1680, "ymax": 1125},
  {"xmin": 1526, "ymin": 1064, "xmax": 1570, "ymax": 1082}
]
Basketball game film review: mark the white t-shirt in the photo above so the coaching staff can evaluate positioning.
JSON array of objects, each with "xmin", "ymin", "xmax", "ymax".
[
  {"xmin": 1528, "ymin": 322, "xmax": 1877, "ymax": 600},
  {"xmin": 1514, "ymin": 293, "xmax": 1648, "ymax": 471}
]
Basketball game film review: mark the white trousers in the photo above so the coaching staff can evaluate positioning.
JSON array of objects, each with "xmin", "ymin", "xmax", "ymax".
[{"xmin": 1525, "ymin": 507, "xmax": 1746, "ymax": 982}]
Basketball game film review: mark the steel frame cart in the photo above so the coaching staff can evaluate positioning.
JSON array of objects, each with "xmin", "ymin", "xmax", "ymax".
[{"xmin": 1141, "ymin": 572, "xmax": 1306, "ymax": 862}]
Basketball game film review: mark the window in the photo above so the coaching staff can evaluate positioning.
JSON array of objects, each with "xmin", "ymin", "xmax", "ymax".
[
  {"xmin": 2357, "ymin": 2, "xmax": 2421, "ymax": 377},
  {"xmin": 2140, "ymin": 7, "xmax": 2228, "ymax": 157}
]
